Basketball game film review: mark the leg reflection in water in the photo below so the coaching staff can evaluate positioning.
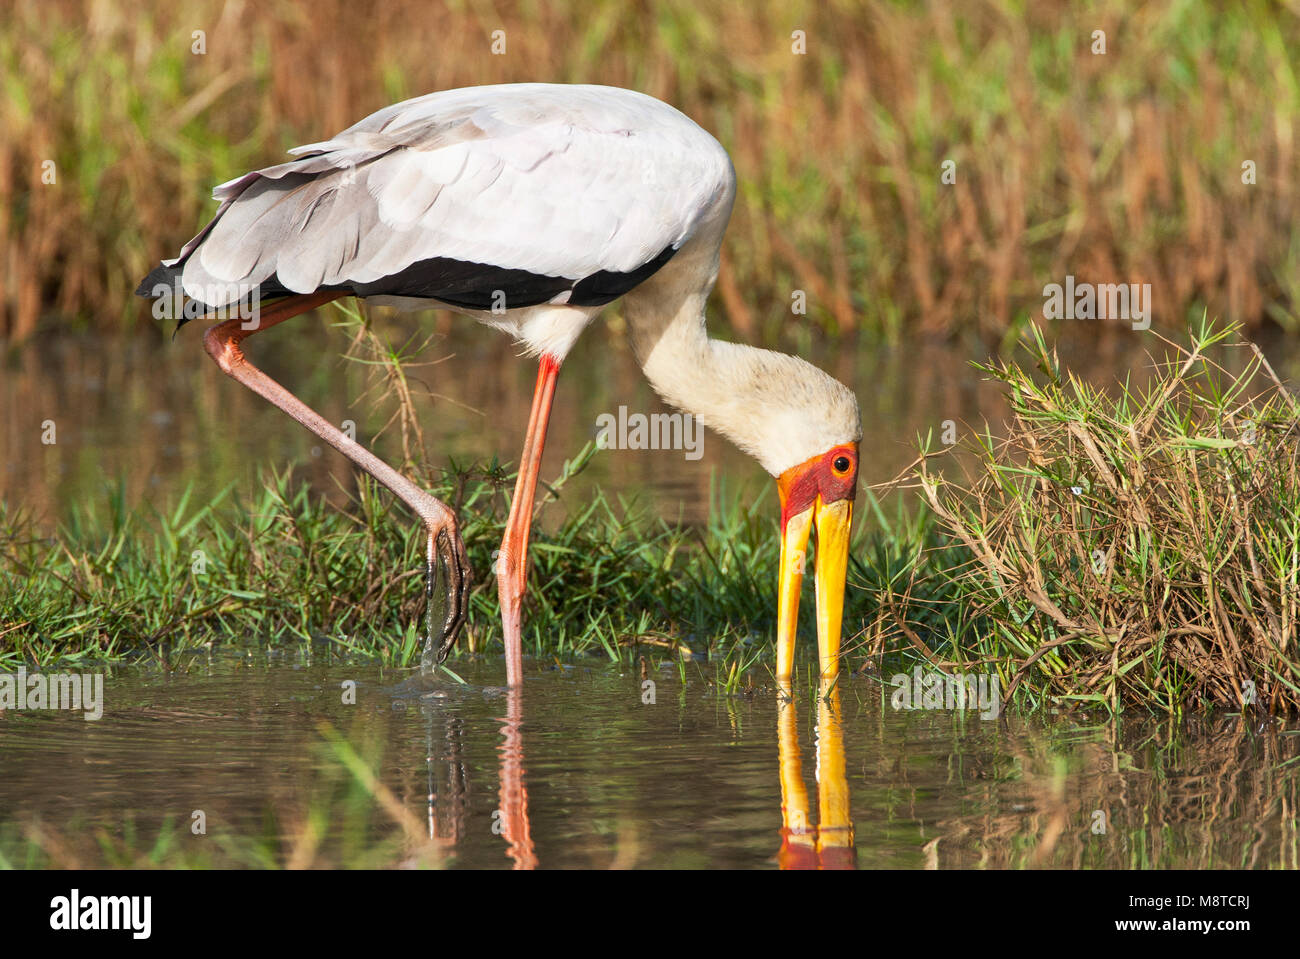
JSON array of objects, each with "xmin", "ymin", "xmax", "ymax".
[
  {"xmin": 776, "ymin": 681, "xmax": 856, "ymax": 870},
  {"xmin": 497, "ymin": 686, "xmax": 537, "ymax": 869},
  {"xmin": 423, "ymin": 709, "xmax": 469, "ymax": 848}
]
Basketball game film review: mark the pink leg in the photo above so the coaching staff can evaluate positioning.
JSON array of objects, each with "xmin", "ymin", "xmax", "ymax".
[
  {"xmin": 202, "ymin": 294, "xmax": 471, "ymax": 655},
  {"xmin": 496, "ymin": 353, "xmax": 561, "ymax": 687}
]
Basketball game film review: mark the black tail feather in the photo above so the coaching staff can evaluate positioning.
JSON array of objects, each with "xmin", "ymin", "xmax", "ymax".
[{"xmin": 135, "ymin": 263, "xmax": 181, "ymax": 298}]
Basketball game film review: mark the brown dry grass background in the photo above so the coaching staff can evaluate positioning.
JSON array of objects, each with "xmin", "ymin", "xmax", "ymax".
[{"xmin": 2, "ymin": 0, "xmax": 1298, "ymax": 344}]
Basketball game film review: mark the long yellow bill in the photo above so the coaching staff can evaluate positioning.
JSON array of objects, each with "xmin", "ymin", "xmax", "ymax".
[{"xmin": 776, "ymin": 497, "xmax": 853, "ymax": 682}]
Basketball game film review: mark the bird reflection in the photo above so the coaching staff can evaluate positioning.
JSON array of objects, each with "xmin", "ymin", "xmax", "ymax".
[
  {"xmin": 415, "ymin": 682, "xmax": 535, "ymax": 867},
  {"xmin": 496, "ymin": 686, "xmax": 537, "ymax": 869},
  {"xmin": 777, "ymin": 682, "xmax": 856, "ymax": 869},
  {"xmin": 422, "ymin": 709, "xmax": 469, "ymax": 848}
]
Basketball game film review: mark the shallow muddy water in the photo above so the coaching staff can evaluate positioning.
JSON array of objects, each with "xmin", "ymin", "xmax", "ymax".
[{"xmin": 1, "ymin": 654, "xmax": 1295, "ymax": 869}]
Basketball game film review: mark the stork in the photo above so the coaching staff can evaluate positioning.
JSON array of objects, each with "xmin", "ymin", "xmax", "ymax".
[{"xmin": 138, "ymin": 83, "xmax": 861, "ymax": 689}]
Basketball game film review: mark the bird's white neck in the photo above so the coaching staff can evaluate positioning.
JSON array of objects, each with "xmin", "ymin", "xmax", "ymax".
[{"xmin": 622, "ymin": 241, "xmax": 860, "ymax": 477}]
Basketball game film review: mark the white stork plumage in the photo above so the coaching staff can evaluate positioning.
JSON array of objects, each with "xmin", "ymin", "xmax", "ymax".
[{"xmin": 139, "ymin": 83, "xmax": 862, "ymax": 688}]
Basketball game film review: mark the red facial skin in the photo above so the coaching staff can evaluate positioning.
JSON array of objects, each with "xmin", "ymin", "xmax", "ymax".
[{"xmin": 777, "ymin": 443, "xmax": 859, "ymax": 532}]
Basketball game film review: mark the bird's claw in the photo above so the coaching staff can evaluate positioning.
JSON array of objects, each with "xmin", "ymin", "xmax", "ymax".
[{"xmin": 432, "ymin": 522, "xmax": 472, "ymax": 663}]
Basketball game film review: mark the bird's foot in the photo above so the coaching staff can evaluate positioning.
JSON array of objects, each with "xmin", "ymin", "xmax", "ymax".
[{"xmin": 421, "ymin": 518, "xmax": 471, "ymax": 669}]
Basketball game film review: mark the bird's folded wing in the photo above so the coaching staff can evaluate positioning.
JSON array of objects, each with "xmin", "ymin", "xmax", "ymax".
[{"xmin": 165, "ymin": 85, "xmax": 732, "ymax": 311}]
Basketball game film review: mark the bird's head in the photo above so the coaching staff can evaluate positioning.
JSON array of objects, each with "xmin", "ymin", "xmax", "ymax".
[
  {"xmin": 688, "ymin": 348, "xmax": 859, "ymax": 682},
  {"xmin": 628, "ymin": 327, "xmax": 861, "ymax": 681},
  {"xmin": 775, "ymin": 441, "xmax": 858, "ymax": 681}
]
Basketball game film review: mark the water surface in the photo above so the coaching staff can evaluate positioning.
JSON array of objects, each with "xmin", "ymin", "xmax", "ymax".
[{"xmin": 2, "ymin": 655, "xmax": 1295, "ymax": 869}]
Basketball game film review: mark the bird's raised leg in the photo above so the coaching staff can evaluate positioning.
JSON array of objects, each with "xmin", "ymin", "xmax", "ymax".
[
  {"xmin": 496, "ymin": 353, "xmax": 561, "ymax": 688},
  {"xmin": 201, "ymin": 293, "xmax": 471, "ymax": 658}
]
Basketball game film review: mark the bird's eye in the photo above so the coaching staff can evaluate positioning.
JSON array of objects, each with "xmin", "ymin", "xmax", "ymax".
[{"xmin": 833, "ymin": 456, "xmax": 851, "ymax": 474}]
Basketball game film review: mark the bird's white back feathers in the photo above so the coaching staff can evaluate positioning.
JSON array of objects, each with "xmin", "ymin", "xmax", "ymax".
[{"xmin": 177, "ymin": 84, "xmax": 734, "ymax": 323}]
